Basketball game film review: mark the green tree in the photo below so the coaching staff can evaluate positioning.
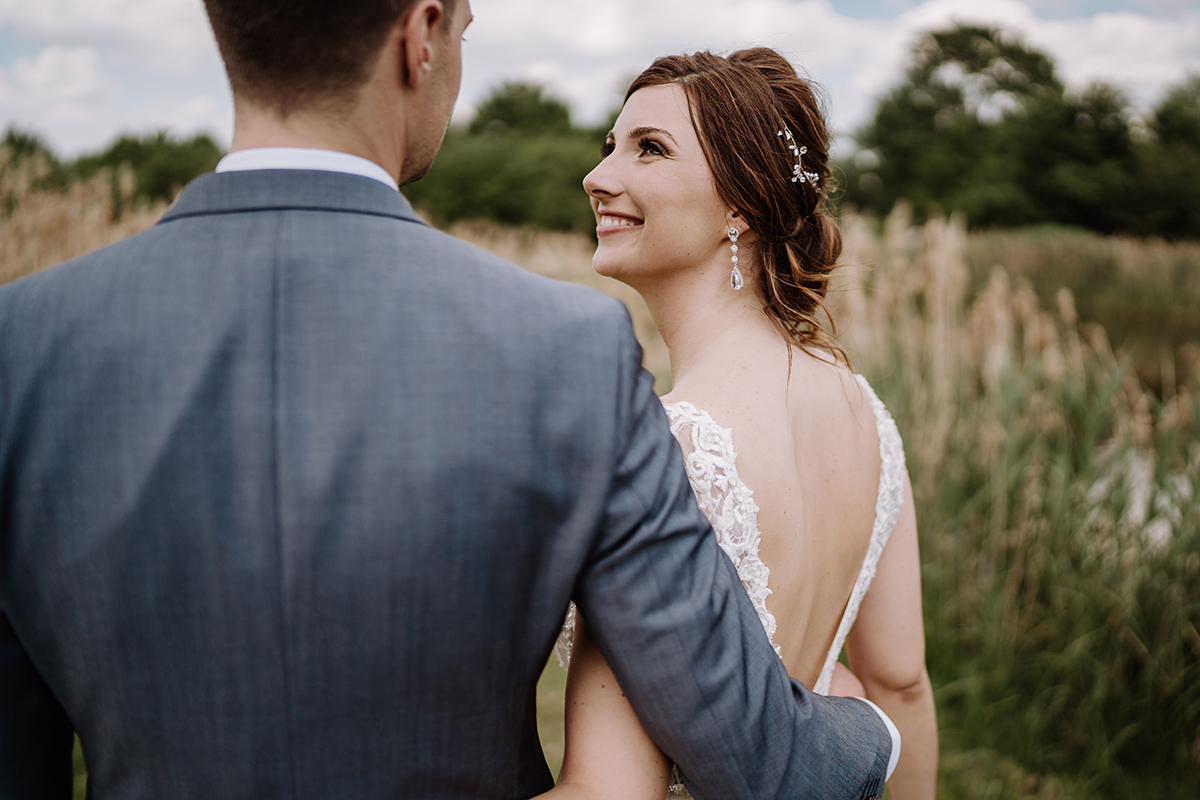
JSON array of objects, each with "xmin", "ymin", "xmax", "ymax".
[
  {"xmin": 404, "ymin": 130, "xmax": 599, "ymax": 233},
  {"xmin": 1005, "ymin": 82, "xmax": 1137, "ymax": 234},
  {"xmin": 71, "ymin": 131, "xmax": 223, "ymax": 204},
  {"xmin": 405, "ymin": 80, "xmax": 600, "ymax": 231},
  {"xmin": 846, "ymin": 24, "xmax": 1062, "ymax": 222},
  {"xmin": 1133, "ymin": 74, "xmax": 1200, "ymax": 239},
  {"xmin": 1152, "ymin": 74, "xmax": 1200, "ymax": 149},
  {"xmin": 1, "ymin": 127, "xmax": 70, "ymax": 190},
  {"xmin": 840, "ymin": 24, "xmax": 1200, "ymax": 239},
  {"xmin": 467, "ymin": 82, "xmax": 572, "ymax": 136},
  {"xmin": 2, "ymin": 127, "xmax": 61, "ymax": 167}
]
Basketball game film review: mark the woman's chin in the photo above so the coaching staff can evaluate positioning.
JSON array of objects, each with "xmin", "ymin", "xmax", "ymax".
[{"xmin": 591, "ymin": 254, "xmax": 628, "ymax": 282}]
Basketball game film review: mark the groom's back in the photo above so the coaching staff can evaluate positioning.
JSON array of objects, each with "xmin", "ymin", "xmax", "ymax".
[{"xmin": 0, "ymin": 171, "xmax": 625, "ymax": 797}]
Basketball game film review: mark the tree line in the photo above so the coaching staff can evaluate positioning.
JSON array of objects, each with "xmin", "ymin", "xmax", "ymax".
[
  {"xmin": 843, "ymin": 24, "xmax": 1200, "ymax": 239},
  {"xmin": 1, "ymin": 128, "xmax": 223, "ymax": 210},
  {"xmin": 401, "ymin": 82, "xmax": 604, "ymax": 233},
  {"xmin": 5, "ymin": 23, "xmax": 1199, "ymax": 239}
]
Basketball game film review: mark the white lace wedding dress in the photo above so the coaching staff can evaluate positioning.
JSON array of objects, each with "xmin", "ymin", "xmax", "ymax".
[{"xmin": 555, "ymin": 374, "xmax": 907, "ymax": 797}]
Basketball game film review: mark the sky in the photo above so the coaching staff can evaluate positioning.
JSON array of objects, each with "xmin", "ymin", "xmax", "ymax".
[{"xmin": 1, "ymin": 0, "xmax": 1198, "ymax": 158}]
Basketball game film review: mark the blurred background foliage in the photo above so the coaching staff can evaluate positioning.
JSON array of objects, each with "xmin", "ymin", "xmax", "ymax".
[
  {"xmin": 1, "ymin": 127, "xmax": 222, "ymax": 212},
  {"xmin": 403, "ymin": 81, "xmax": 605, "ymax": 234},
  {"xmin": 841, "ymin": 25, "xmax": 1200, "ymax": 240},
  {"xmin": 401, "ymin": 130, "xmax": 600, "ymax": 233}
]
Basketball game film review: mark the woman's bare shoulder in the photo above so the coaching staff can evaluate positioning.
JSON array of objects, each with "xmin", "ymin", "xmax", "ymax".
[{"xmin": 663, "ymin": 346, "xmax": 874, "ymax": 435}]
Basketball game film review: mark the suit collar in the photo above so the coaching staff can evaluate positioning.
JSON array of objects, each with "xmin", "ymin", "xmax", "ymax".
[
  {"xmin": 215, "ymin": 148, "xmax": 400, "ymax": 192},
  {"xmin": 159, "ymin": 170, "xmax": 426, "ymax": 226}
]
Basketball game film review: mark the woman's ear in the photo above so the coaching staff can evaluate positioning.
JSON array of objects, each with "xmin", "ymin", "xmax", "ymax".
[{"xmin": 725, "ymin": 210, "xmax": 750, "ymax": 239}]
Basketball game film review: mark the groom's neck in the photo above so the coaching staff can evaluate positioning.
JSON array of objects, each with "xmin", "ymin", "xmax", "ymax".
[{"xmin": 229, "ymin": 92, "xmax": 409, "ymax": 185}]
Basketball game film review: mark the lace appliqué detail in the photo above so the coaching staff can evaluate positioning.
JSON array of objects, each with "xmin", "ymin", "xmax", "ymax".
[
  {"xmin": 554, "ymin": 603, "xmax": 577, "ymax": 671},
  {"xmin": 552, "ymin": 397, "xmax": 780, "ymax": 673},
  {"xmin": 662, "ymin": 401, "xmax": 779, "ymax": 655},
  {"xmin": 812, "ymin": 374, "xmax": 907, "ymax": 695},
  {"xmin": 554, "ymin": 400, "xmax": 779, "ymax": 670}
]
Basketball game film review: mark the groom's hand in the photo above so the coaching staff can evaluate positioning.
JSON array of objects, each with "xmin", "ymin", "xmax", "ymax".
[{"xmin": 829, "ymin": 662, "xmax": 867, "ymax": 698}]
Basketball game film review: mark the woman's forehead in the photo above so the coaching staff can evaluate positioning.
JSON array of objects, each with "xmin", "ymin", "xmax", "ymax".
[{"xmin": 617, "ymin": 84, "xmax": 696, "ymax": 140}]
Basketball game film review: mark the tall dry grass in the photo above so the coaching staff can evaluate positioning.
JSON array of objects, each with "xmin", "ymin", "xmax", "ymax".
[
  {"xmin": 3, "ymin": 145, "xmax": 1198, "ymax": 797},
  {"xmin": 0, "ymin": 149, "xmax": 169, "ymax": 286},
  {"xmin": 834, "ymin": 207, "xmax": 1199, "ymax": 797},
  {"xmin": 965, "ymin": 226, "xmax": 1200, "ymax": 393}
]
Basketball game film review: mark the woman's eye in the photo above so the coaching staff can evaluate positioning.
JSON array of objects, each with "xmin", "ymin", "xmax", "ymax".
[
  {"xmin": 638, "ymin": 138, "xmax": 665, "ymax": 157},
  {"xmin": 600, "ymin": 140, "xmax": 615, "ymax": 157}
]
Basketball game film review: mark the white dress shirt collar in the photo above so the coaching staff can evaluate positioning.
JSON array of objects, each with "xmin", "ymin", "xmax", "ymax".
[{"xmin": 215, "ymin": 147, "xmax": 400, "ymax": 192}]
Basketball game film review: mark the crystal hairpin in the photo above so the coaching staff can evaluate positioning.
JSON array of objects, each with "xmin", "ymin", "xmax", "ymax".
[{"xmin": 777, "ymin": 124, "xmax": 819, "ymax": 186}]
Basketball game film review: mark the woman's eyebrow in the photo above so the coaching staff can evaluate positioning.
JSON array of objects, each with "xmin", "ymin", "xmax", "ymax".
[{"xmin": 627, "ymin": 126, "xmax": 678, "ymax": 145}]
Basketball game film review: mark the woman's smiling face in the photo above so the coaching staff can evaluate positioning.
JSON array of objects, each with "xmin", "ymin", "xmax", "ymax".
[{"xmin": 583, "ymin": 83, "xmax": 733, "ymax": 287}]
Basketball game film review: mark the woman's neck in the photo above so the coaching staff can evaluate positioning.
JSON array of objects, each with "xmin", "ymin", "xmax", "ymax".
[{"xmin": 635, "ymin": 262, "xmax": 781, "ymax": 395}]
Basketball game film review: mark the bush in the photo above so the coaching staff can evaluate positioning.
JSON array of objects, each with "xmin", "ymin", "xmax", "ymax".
[
  {"xmin": 404, "ymin": 130, "xmax": 601, "ymax": 234},
  {"xmin": 70, "ymin": 131, "xmax": 223, "ymax": 206}
]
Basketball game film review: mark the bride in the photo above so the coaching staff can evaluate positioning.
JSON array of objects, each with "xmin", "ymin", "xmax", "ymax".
[{"xmin": 545, "ymin": 49, "xmax": 937, "ymax": 799}]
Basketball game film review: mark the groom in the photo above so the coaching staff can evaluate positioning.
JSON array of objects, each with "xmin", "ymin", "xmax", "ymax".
[{"xmin": 0, "ymin": 1, "xmax": 897, "ymax": 797}]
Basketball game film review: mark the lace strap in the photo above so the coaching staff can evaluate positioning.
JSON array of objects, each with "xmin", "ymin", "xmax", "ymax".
[
  {"xmin": 662, "ymin": 401, "xmax": 779, "ymax": 653},
  {"xmin": 812, "ymin": 375, "xmax": 907, "ymax": 695}
]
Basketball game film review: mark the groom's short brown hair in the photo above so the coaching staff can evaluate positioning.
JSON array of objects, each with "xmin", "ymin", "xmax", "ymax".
[{"xmin": 203, "ymin": 0, "xmax": 454, "ymax": 114}]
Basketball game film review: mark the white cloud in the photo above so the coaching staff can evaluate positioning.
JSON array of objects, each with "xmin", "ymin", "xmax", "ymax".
[
  {"xmin": 1135, "ymin": 0, "xmax": 1196, "ymax": 11},
  {"xmin": 0, "ymin": 45, "xmax": 117, "ymax": 130},
  {"xmin": 1034, "ymin": 11, "xmax": 1200, "ymax": 100},
  {"xmin": 164, "ymin": 94, "xmax": 220, "ymax": 131},
  {"xmin": 461, "ymin": 0, "xmax": 890, "ymax": 130},
  {"xmin": 0, "ymin": 0, "xmax": 216, "ymax": 70},
  {"xmin": 462, "ymin": 0, "xmax": 1200, "ymax": 145},
  {"xmin": 10, "ymin": 44, "xmax": 112, "ymax": 100},
  {"xmin": 0, "ymin": 1, "xmax": 228, "ymax": 153},
  {"xmin": 0, "ymin": 42, "xmax": 230, "ymax": 154}
]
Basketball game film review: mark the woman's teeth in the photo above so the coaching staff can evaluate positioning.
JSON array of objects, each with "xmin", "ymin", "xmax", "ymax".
[{"xmin": 600, "ymin": 216, "xmax": 640, "ymax": 227}]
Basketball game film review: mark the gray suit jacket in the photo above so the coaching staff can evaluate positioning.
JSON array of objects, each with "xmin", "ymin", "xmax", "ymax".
[{"xmin": 0, "ymin": 169, "xmax": 890, "ymax": 799}]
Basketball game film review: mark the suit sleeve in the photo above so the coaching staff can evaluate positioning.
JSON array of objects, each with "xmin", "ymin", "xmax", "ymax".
[
  {"xmin": 575, "ymin": 315, "xmax": 892, "ymax": 800},
  {"xmin": 0, "ymin": 611, "xmax": 74, "ymax": 799}
]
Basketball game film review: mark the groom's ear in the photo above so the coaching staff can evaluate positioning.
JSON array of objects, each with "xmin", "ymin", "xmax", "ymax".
[{"xmin": 398, "ymin": 0, "xmax": 447, "ymax": 88}]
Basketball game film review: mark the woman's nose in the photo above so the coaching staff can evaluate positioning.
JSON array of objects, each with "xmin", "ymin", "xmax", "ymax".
[{"xmin": 583, "ymin": 159, "xmax": 617, "ymax": 199}]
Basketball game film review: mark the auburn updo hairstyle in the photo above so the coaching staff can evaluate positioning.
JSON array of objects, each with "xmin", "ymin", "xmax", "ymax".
[{"xmin": 626, "ymin": 48, "xmax": 845, "ymax": 362}]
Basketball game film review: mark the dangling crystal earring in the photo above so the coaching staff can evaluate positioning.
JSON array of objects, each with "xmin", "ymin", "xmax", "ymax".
[{"xmin": 728, "ymin": 227, "xmax": 744, "ymax": 291}]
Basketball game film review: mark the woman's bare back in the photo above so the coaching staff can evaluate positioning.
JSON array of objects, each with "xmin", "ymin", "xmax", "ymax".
[{"xmin": 663, "ymin": 346, "xmax": 886, "ymax": 688}]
